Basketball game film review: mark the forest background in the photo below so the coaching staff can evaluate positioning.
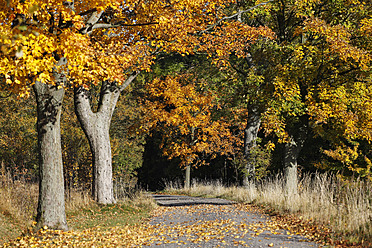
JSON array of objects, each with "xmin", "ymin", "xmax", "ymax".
[{"xmin": 0, "ymin": 0, "xmax": 372, "ymax": 246}]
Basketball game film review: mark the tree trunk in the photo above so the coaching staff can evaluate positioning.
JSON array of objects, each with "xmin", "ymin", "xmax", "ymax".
[
  {"xmin": 74, "ymin": 73, "xmax": 138, "ymax": 204},
  {"xmin": 184, "ymin": 126, "xmax": 195, "ymax": 188},
  {"xmin": 185, "ymin": 164, "xmax": 191, "ymax": 188},
  {"xmin": 34, "ymin": 81, "xmax": 68, "ymax": 230},
  {"xmin": 284, "ymin": 126, "xmax": 307, "ymax": 197},
  {"xmin": 74, "ymin": 83, "xmax": 117, "ymax": 204},
  {"xmin": 243, "ymin": 105, "xmax": 261, "ymax": 186}
]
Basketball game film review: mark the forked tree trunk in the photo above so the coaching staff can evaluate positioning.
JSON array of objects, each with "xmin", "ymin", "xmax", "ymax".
[
  {"xmin": 243, "ymin": 105, "xmax": 261, "ymax": 186},
  {"xmin": 74, "ymin": 73, "xmax": 138, "ymax": 204},
  {"xmin": 284, "ymin": 126, "xmax": 307, "ymax": 197},
  {"xmin": 74, "ymin": 83, "xmax": 117, "ymax": 204},
  {"xmin": 34, "ymin": 81, "xmax": 68, "ymax": 230}
]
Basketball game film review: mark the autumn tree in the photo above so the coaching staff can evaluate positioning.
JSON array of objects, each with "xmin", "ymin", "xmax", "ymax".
[
  {"xmin": 140, "ymin": 73, "xmax": 237, "ymax": 188},
  {"xmin": 72, "ymin": 0, "xmax": 273, "ymax": 201},
  {"xmin": 0, "ymin": 0, "xmax": 272, "ymax": 228},
  {"xmin": 61, "ymin": 90, "xmax": 92, "ymax": 195},
  {"xmin": 237, "ymin": 0, "xmax": 372, "ymax": 195}
]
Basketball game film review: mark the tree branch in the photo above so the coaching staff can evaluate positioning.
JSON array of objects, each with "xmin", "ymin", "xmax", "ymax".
[
  {"xmin": 119, "ymin": 71, "xmax": 140, "ymax": 92},
  {"xmin": 80, "ymin": 10, "xmax": 104, "ymax": 34},
  {"xmin": 201, "ymin": 0, "xmax": 273, "ymax": 33}
]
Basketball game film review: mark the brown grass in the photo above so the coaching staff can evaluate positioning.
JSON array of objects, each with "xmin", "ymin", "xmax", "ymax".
[
  {"xmin": 164, "ymin": 173, "xmax": 372, "ymax": 245},
  {"xmin": 0, "ymin": 165, "xmax": 157, "ymax": 245},
  {"xmin": 0, "ymin": 168, "xmax": 38, "ymax": 244}
]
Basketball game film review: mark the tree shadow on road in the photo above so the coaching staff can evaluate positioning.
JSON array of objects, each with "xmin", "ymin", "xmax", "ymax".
[{"xmin": 151, "ymin": 194, "xmax": 235, "ymax": 207}]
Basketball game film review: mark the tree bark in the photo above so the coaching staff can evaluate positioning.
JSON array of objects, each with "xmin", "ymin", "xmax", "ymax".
[
  {"xmin": 74, "ymin": 73, "xmax": 138, "ymax": 204},
  {"xmin": 184, "ymin": 126, "xmax": 196, "ymax": 188},
  {"xmin": 34, "ymin": 81, "xmax": 68, "ymax": 230},
  {"xmin": 243, "ymin": 105, "xmax": 261, "ymax": 186},
  {"xmin": 185, "ymin": 164, "xmax": 191, "ymax": 188},
  {"xmin": 284, "ymin": 125, "xmax": 307, "ymax": 197}
]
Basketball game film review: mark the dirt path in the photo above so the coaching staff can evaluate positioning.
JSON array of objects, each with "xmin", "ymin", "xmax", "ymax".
[{"xmin": 144, "ymin": 194, "xmax": 320, "ymax": 248}]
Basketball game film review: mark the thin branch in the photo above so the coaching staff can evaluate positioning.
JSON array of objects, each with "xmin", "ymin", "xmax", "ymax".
[
  {"xmin": 119, "ymin": 70, "xmax": 140, "ymax": 92},
  {"xmin": 0, "ymin": 92, "xmax": 12, "ymax": 99},
  {"xmin": 201, "ymin": 0, "xmax": 274, "ymax": 33},
  {"xmin": 114, "ymin": 21, "xmax": 159, "ymax": 27},
  {"xmin": 89, "ymin": 21, "xmax": 159, "ymax": 30},
  {"xmin": 80, "ymin": 20, "xmax": 159, "ymax": 34}
]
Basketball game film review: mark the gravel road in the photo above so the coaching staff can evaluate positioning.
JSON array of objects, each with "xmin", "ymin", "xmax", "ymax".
[{"xmin": 143, "ymin": 194, "xmax": 321, "ymax": 248}]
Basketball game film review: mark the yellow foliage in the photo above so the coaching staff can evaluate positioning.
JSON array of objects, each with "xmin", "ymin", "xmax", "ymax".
[
  {"xmin": 1, "ymin": 0, "xmax": 272, "ymax": 95},
  {"xmin": 141, "ymin": 75, "xmax": 239, "ymax": 168}
]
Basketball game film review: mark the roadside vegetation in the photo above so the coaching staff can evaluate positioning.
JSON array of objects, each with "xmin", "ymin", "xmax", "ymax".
[
  {"xmin": 0, "ymin": 168, "xmax": 156, "ymax": 245},
  {"xmin": 164, "ymin": 173, "xmax": 372, "ymax": 247}
]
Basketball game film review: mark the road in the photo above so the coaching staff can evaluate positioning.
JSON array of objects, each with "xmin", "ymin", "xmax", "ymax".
[{"xmin": 143, "ymin": 194, "xmax": 321, "ymax": 248}]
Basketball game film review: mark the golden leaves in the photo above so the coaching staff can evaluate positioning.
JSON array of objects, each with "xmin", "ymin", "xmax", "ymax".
[
  {"xmin": 1, "ymin": 0, "xmax": 275, "ymax": 98},
  {"xmin": 141, "ymin": 75, "xmax": 236, "ymax": 168},
  {"xmin": 304, "ymin": 17, "xmax": 371, "ymax": 70},
  {"xmin": 360, "ymin": 18, "xmax": 372, "ymax": 36}
]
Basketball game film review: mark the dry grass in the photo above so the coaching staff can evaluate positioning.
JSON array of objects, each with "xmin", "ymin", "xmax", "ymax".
[
  {"xmin": 65, "ymin": 190, "xmax": 95, "ymax": 213},
  {"xmin": 165, "ymin": 179, "xmax": 259, "ymax": 203},
  {"xmin": 0, "ymin": 166, "xmax": 157, "ymax": 245},
  {"xmin": 0, "ymin": 171, "xmax": 38, "ymax": 223},
  {"xmin": 164, "ymin": 173, "xmax": 372, "ymax": 244},
  {"xmin": 0, "ymin": 169, "xmax": 38, "ymax": 244},
  {"xmin": 125, "ymin": 191, "xmax": 158, "ymax": 210}
]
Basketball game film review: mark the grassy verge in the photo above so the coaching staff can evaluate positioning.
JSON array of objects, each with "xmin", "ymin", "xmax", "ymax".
[
  {"xmin": 0, "ymin": 170, "xmax": 156, "ymax": 245},
  {"xmin": 164, "ymin": 173, "xmax": 372, "ymax": 247},
  {"xmin": 66, "ymin": 192, "xmax": 156, "ymax": 231}
]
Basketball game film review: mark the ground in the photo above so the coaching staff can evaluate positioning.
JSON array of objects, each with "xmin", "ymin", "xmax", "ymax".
[
  {"xmin": 145, "ymin": 194, "xmax": 320, "ymax": 247},
  {"xmin": 3, "ymin": 194, "xmax": 325, "ymax": 247}
]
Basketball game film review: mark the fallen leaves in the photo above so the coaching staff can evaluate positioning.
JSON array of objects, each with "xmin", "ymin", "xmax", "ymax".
[{"xmin": 4, "ymin": 203, "xmax": 325, "ymax": 247}]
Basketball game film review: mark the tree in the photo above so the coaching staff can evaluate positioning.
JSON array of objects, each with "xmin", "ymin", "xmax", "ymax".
[
  {"xmin": 0, "ymin": 0, "xmax": 273, "ymax": 228},
  {"xmin": 209, "ymin": 0, "xmax": 371, "ymax": 194},
  {"xmin": 72, "ymin": 0, "xmax": 273, "ymax": 201},
  {"xmin": 140, "ymin": 74, "xmax": 237, "ymax": 187},
  {"xmin": 244, "ymin": 0, "xmax": 372, "ymax": 194},
  {"xmin": 74, "ymin": 75, "xmax": 137, "ymax": 204}
]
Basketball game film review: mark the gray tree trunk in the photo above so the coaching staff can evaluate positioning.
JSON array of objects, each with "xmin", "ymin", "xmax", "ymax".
[
  {"xmin": 185, "ymin": 164, "xmax": 191, "ymax": 188},
  {"xmin": 284, "ymin": 126, "xmax": 307, "ymax": 197},
  {"xmin": 184, "ymin": 126, "xmax": 196, "ymax": 189},
  {"xmin": 243, "ymin": 105, "xmax": 261, "ymax": 186},
  {"xmin": 34, "ymin": 81, "xmax": 68, "ymax": 230},
  {"xmin": 74, "ymin": 83, "xmax": 118, "ymax": 204},
  {"xmin": 74, "ymin": 73, "xmax": 138, "ymax": 204}
]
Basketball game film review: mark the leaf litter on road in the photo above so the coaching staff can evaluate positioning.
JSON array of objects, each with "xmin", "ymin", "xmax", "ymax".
[{"xmin": 3, "ymin": 203, "xmax": 327, "ymax": 247}]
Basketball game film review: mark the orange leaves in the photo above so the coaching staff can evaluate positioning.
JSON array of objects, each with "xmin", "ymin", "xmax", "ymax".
[
  {"xmin": 141, "ymin": 75, "xmax": 235, "ymax": 167},
  {"xmin": 1, "ymin": 0, "xmax": 274, "ymax": 97},
  {"xmin": 200, "ymin": 21, "xmax": 274, "ymax": 67}
]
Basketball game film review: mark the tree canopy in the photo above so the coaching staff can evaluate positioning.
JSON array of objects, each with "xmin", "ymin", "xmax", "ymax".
[{"xmin": 0, "ymin": 0, "xmax": 272, "ymax": 94}]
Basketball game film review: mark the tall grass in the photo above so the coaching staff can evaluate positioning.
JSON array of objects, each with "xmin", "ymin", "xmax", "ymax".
[
  {"xmin": 0, "ymin": 166, "xmax": 95, "ymax": 244},
  {"xmin": 0, "ymin": 168, "xmax": 38, "ymax": 227},
  {"xmin": 0, "ymin": 164, "xmax": 156, "ymax": 244},
  {"xmin": 165, "ymin": 173, "xmax": 372, "ymax": 244}
]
